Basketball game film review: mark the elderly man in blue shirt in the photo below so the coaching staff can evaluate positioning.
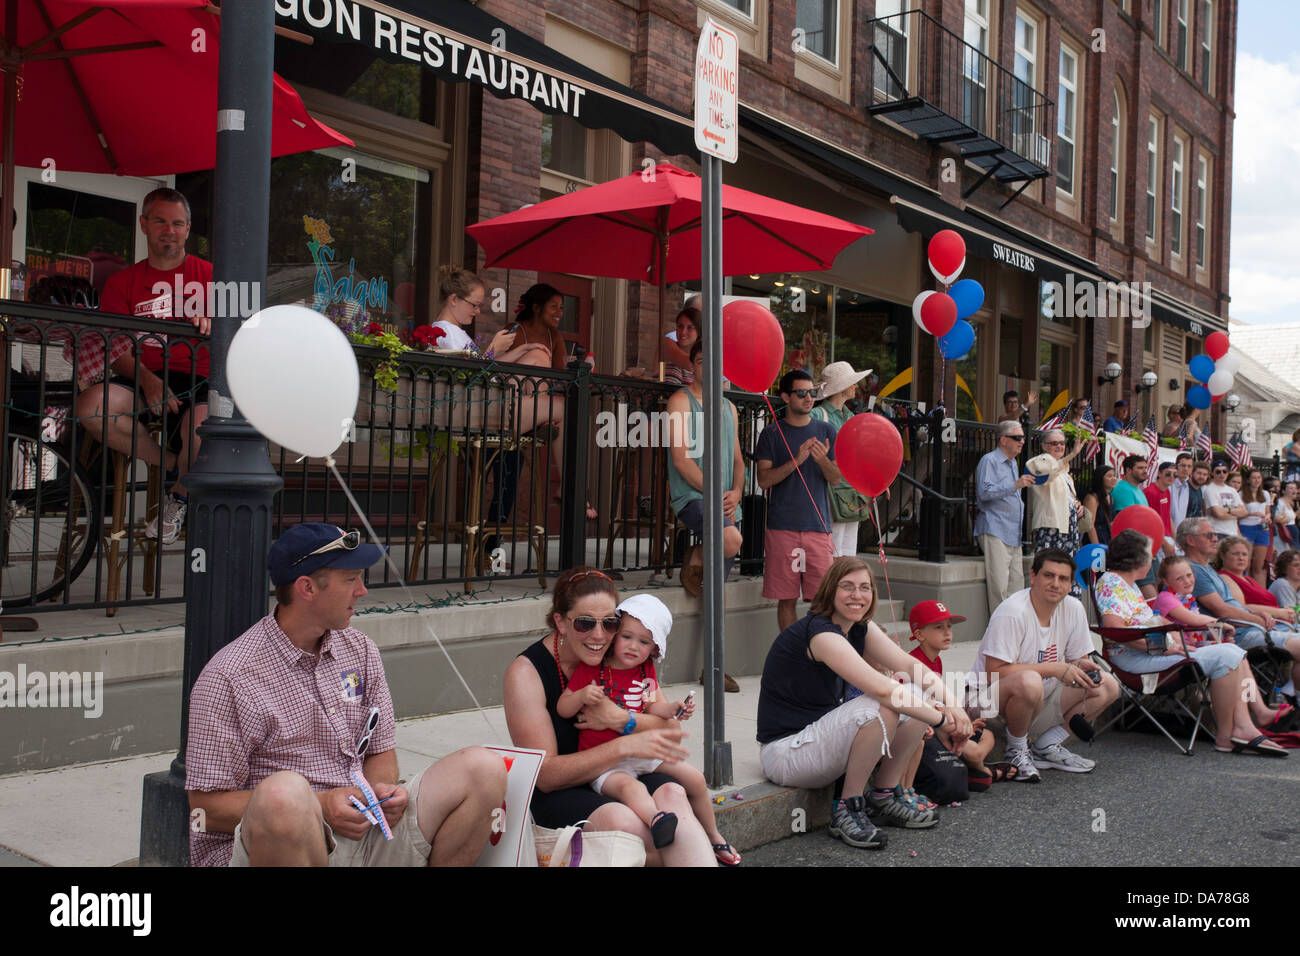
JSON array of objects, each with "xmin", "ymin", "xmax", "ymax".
[{"xmin": 976, "ymin": 420, "xmax": 1037, "ymax": 613}]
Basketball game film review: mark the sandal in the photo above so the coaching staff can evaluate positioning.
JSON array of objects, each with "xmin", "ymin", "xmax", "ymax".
[
  {"xmin": 712, "ymin": 842, "xmax": 741, "ymax": 866},
  {"xmin": 986, "ymin": 761, "xmax": 1020, "ymax": 783},
  {"xmin": 1268, "ymin": 705, "xmax": 1296, "ymax": 728},
  {"xmin": 967, "ymin": 769, "xmax": 993, "ymax": 793},
  {"xmin": 650, "ymin": 811, "xmax": 678, "ymax": 848},
  {"xmin": 901, "ymin": 787, "xmax": 937, "ymax": 811},
  {"xmin": 1215, "ymin": 735, "xmax": 1289, "ymax": 758}
]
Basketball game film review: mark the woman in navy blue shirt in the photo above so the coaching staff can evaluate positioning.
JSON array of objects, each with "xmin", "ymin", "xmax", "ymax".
[{"xmin": 756, "ymin": 557, "xmax": 973, "ymax": 850}]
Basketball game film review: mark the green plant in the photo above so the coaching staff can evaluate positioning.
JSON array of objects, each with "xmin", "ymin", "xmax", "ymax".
[
  {"xmin": 379, "ymin": 428, "xmax": 460, "ymax": 462},
  {"xmin": 349, "ymin": 328, "xmax": 407, "ymax": 391}
]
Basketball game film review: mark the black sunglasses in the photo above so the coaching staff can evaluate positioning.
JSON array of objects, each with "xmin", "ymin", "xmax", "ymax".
[
  {"xmin": 571, "ymin": 615, "xmax": 622, "ymax": 633},
  {"xmin": 786, "ymin": 388, "xmax": 816, "ymax": 398},
  {"xmin": 1006, "ymin": 434, "xmax": 1026, "ymax": 442},
  {"xmin": 292, "ymin": 529, "xmax": 361, "ymax": 567}
]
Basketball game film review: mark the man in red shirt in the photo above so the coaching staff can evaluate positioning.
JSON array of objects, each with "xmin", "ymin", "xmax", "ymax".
[{"xmin": 95, "ymin": 188, "xmax": 212, "ymax": 544}]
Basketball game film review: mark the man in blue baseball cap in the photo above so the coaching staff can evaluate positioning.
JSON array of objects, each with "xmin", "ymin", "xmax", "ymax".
[{"xmin": 185, "ymin": 523, "xmax": 507, "ymax": 867}]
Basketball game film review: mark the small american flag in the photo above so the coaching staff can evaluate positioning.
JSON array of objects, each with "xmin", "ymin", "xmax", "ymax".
[
  {"xmin": 1228, "ymin": 432, "xmax": 1253, "ymax": 470},
  {"xmin": 1176, "ymin": 420, "xmax": 1191, "ymax": 451},
  {"xmin": 1038, "ymin": 646, "xmax": 1060, "ymax": 664},
  {"xmin": 1196, "ymin": 422, "xmax": 1213, "ymax": 459},
  {"xmin": 1143, "ymin": 415, "xmax": 1160, "ymax": 485},
  {"xmin": 1080, "ymin": 404, "xmax": 1101, "ymax": 463},
  {"xmin": 1039, "ymin": 408, "xmax": 1066, "ymax": 432}
]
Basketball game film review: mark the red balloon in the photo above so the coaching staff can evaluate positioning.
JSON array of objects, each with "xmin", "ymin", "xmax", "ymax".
[
  {"xmin": 928, "ymin": 230, "xmax": 966, "ymax": 282},
  {"xmin": 1211, "ymin": 393, "xmax": 1224, "ymax": 402},
  {"xmin": 836, "ymin": 413, "xmax": 903, "ymax": 498},
  {"xmin": 1205, "ymin": 331, "xmax": 1230, "ymax": 360},
  {"xmin": 722, "ymin": 300, "xmax": 785, "ymax": 392},
  {"xmin": 1111, "ymin": 505, "xmax": 1166, "ymax": 556},
  {"xmin": 920, "ymin": 292, "xmax": 957, "ymax": 337}
]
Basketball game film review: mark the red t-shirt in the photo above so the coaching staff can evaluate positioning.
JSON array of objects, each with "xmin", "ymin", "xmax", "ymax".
[
  {"xmin": 909, "ymin": 645, "xmax": 943, "ymax": 675},
  {"xmin": 99, "ymin": 255, "xmax": 213, "ymax": 376},
  {"xmin": 1143, "ymin": 484, "xmax": 1173, "ymax": 535},
  {"xmin": 568, "ymin": 660, "xmax": 659, "ymax": 750}
]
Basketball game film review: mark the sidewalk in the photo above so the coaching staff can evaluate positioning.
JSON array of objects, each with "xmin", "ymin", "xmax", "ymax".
[{"xmin": 0, "ymin": 640, "xmax": 982, "ymax": 866}]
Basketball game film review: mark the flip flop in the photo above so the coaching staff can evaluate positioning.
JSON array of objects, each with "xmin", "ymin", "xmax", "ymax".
[
  {"xmin": 712, "ymin": 842, "xmax": 741, "ymax": 866},
  {"xmin": 1215, "ymin": 735, "xmax": 1289, "ymax": 758},
  {"xmin": 986, "ymin": 761, "xmax": 1020, "ymax": 783},
  {"xmin": 1268, "ymin": 705, "xmax": 1296, "ymax": 728},
  {"xmin": 650, "ymin": 811, "xmax": 678, "ymax": 848}
]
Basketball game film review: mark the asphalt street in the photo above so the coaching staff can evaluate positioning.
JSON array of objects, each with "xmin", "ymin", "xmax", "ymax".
[{"xmin": 744, "ymin": 730, "xmax": 1300, "ymax": 867}]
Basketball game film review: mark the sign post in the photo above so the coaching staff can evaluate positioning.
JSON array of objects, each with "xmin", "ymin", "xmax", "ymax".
[{"xmin": 695, "ymin": 17, "xmax": 738, "ymax": 788}]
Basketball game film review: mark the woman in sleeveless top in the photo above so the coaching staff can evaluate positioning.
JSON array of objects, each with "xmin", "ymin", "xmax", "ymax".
[
  {"xmin": 1083, "ymin": 465, "xmax": 1116, "ymax": 546},
  {"xmin": 502, "ymin": 567, "xmax": 715, "ymax": 865}
]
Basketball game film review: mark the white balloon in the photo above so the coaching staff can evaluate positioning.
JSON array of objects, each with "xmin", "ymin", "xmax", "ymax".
[
  {"xmin": 227, "ymin": 304, "xmax": 360, "ymax": 459},
  {"xmin": 1214, "ymin": 351, "xmax": 1241, "ymax": 375},
  {"xmin": 1207, "ymin": 368, "xmax": 1234, "ymax": 395},
  {"xmin": 929, "ymin": 256, "xmax": 965, "ymax": 285},
  {"xmin": 912, "ymin": 290, "xmax": 935, "ymax": 328}
]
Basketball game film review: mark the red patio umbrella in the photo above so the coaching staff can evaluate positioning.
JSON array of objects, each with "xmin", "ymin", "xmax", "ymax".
[
  {"xmin": 0, "ymin": 0, "xmax": 352, "ymax": 268},
  {"xmin": 467, "ymin": 162, "xmax": 872, "ymax": 284}
]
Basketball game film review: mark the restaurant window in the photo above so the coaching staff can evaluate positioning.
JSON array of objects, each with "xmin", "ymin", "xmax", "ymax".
[
  {"xmin": 23, "ymin": 182, "xmax": 139, "ymax": 301},
  {"xmin": 1037, "ymin": 338, "xmax": 1073, "ymax": 412},
  {"xmin": 1200, "ymin": 0, "xmax": 1214, "ymax": 92},
  {"xmin": 963, "ymin": 0, "xmax": 992, "ymax": 134},
  {"xmin": 542, "ymin": 113, "xmax": 593, "ymax": 184},
  {"xmin": 1055, "ymin": 43, "xmax": 1080, "ymax": 205},
  {"xmin": 273, "ymin": 35, "xmax": 437, "ymax": 125},
  {"xmin": 178, "ymin": 146, "xmax": 432, "ymax": 330}
]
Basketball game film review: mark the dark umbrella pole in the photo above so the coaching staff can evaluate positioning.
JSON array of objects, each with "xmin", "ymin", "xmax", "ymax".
[
  {"xmin": 701, "ymin": 154, "xmax": 732, "ymax": 787},
  {"xmin": 139, "ymin": 2, "xmax": 283, "ymax": 866}
]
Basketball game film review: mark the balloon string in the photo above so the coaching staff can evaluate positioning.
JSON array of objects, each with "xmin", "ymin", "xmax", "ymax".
[
  {"xmin": 868, "ymin": 498, "xmax": 900, "ymax": 630},
  {"xmin": 761, "ymin": 393, "xmax": 830, "ymax": 533},
  {"xmin": 325, "ymin": 458, "xmax": 502, "ymax": 738}
]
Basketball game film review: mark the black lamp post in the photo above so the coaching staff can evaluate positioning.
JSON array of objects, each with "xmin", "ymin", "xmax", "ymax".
[{"xmin": 138, "ymin": 3, "xmax": 282, "ymax": 866}]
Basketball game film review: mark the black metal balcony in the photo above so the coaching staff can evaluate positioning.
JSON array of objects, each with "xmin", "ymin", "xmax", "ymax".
[{"xmin": 867, "ymin": 9, "xmax": 1054, "ymax": 206}]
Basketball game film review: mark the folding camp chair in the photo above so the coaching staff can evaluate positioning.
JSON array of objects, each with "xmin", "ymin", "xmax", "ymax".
[{"xmin": 1082, "ymin": 570, "xmax": 1213, "ymax": 755}]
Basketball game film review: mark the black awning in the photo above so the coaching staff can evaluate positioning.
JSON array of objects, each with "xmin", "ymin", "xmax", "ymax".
[
  {"xmin": 275, "ymin": 0, "xmax": 697, "ymax": 157},
  {"xmin": 740, "ymin": 106, "xmax": 1104, "ymax": 288},
  {"xmin": 1150, "ymin": 295, "xmax": 1222, "ymax": 336}
]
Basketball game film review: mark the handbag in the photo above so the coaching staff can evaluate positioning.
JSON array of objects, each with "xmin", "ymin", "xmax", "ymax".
[
  {"xmin": 1076, "ymin": 502, "xmax": 1094, "ymax": 535},
  {"xmin": 912, "ymin": 735, "xmax": 969, "ymax": 805},
  {"xmin": 830, "ymin": 481, "xmax": 871, "ymax": 523},
  {"xmin": 533, "ymin": 822, "xmax": 646, "ymax": 867}
]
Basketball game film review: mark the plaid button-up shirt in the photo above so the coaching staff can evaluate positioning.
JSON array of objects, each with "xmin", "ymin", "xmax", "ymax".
[{"xmin": 185, "ymin": 613, "xmax": 396, "ymax": 867}]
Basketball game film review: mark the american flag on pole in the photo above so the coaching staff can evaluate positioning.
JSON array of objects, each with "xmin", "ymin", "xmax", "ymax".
[
  {"xmin": 1228, "ymin": 432, "xmax": 1253, "ymax": 470},
  {"xmin": 1080, "ymin": 404, "xmax": 1101, "ymax": 463},
  {"xmin": 1143, "ymin": 415, "xmax": 1160, "ymax": 485},
  {"xmin": 1195, "ymin": 421, "xmax": 1213, "ymax": 459},
  {"xmin": 1039, "ymin": 408, "xmax": 1066, "ymax": 432},
  {"xmin": 1176, "ymin": 420, "xmax": 1191, "ymax": 451}
]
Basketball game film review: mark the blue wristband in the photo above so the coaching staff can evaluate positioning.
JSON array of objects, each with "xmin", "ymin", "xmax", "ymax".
[{"xmin": 621, "ymin": 716, "xmax": 637, "ymax": 736}]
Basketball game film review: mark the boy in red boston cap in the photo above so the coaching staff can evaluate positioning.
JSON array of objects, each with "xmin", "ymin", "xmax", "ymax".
[{"xmin": 907, "ymin": 600, "xmax": 1012, "ymax": 790}]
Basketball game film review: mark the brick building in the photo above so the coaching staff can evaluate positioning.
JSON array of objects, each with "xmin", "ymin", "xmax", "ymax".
[{"xmin": 16, "ymin": 0, "xmax": 1237, "ymax": 432}]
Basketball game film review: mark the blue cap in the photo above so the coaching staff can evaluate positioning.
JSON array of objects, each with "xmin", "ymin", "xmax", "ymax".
[{"xmin": 268, "ymin": 523, "xmax": 384, "ymax": 586}]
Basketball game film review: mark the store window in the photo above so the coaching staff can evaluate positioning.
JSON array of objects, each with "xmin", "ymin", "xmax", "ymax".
[
  {"xmin": 830, "ymin": 290, "xmax": 911, "ymax": 406},
  {"xmin": 954, "ymin": 323, "xmax": 981, "ymax": 422},
  {"xmin": 24, "ymin": 183, "xmax": 137, "ymax": 300},
  {"xmin": 1038, "ymin": 338, "xmax": 1072, "ymax": 411}
]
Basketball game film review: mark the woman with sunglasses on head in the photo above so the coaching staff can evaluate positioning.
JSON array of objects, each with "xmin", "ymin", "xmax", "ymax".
[
  {"xmin": 503, "ymin": 567, "xmax": 715, "ymax": 865},
  {"xmin": 431, "ymin": 266, "xmax": 546, "ymax": 363}
]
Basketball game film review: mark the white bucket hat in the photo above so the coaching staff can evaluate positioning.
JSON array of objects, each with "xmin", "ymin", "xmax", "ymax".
[
  {"xmin": 615, "ymin": 594, "xmax": 672, "ymax": 663},
  {"xmin": 816, "ymin": 360, "xmax": 872, "ymax": 400}
]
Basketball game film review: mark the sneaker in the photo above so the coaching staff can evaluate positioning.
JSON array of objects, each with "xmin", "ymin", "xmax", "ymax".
[
  {"xmin": 829, "ymin": 796, "xmax": 887, "ymax": 849},
  {"xmin": 1005, "ymin": 746, "xmax": 1042, "ymax": 783},
  {"xmin": 866, "ymin": 786, "xmax": 939, "ymax": 829},
  {"xmin": 146, "ymin": 493, "xmax": 187, "ymax": 545},
  {"xmin": 1030, "ymin": 741, "xmax": 1096, "ymax": 773}
]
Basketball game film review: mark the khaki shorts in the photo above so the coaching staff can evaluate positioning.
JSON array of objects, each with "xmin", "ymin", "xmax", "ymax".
[
  {"xmin": 1027, "ymin": 679, "xmax": 1067, "ymax": 739},
  {"xmin": 760, "ymin": 695, "xmax": 908, "ymax": 789},
  {"xmin": 230, "ymin": 767, "xmax": 432, "ymax": 867}
]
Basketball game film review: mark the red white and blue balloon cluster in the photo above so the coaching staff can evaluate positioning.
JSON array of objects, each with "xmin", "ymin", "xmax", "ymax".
[
  {"xmin": 912, "ymin": 230, "xmax": 982, "ymax": 360},
  {"xmin": 1185, "ymin": 331, "xmax": 1239, "ymax": 409}
]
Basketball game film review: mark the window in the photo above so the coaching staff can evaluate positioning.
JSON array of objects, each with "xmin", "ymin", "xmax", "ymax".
[
  {"xmin": 1146, "ymin": 113, "xmax": 1161, "ymax": 243},
  {"xmin": 1011, "ymin": 9, "xmax": 1042, "ymax": 162},
  {"xmin": 796, "ymin": 0, "xmax": 838, "ymax": 64},
  {"xmin": 963, "ymin": 0, "xmax": 992, "ymax": 134},
  {"xmin": 1110, "ymin": 88, "xmax": 1123, "ymax": 222},
  {"xmin": 1200, "ymin": 0, "xmax": 1214, "ymax": 91},
  {"xmin": 1176, "ymin": 0, "xmax": 1189, "ymax": 69},
  {"xmin": 872, "ymin": 0, "xmax": 911, "ymax": 101},
  {"xmin": 1196, "ymin": 153, "xmax": 1210, "ymax": 270},
  {"xmin": 1153, "ymin": 0, "xmax": 1166, "ymax": 48},
  {"xmin": 714, "ymin": 0, "xmax": 752, "ymax": 13},
  {"xmin": 1056, "ymin": 45, "xmax": 1079, "ymax": 196},
  {"xmin": 541, "ymin": 114, "xmax": 592, "ymax": 182},
  {"xmin": 698, "ymin": 0, "xmax": 768, "ymax": 60},
  {"xmin": 1170, "ymin": 135, "xmax": 1186, "ymax": 259}
]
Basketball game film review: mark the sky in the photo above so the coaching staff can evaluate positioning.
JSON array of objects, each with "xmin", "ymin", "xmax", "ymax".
[{"xmin": 1227, "ymin": 0, "xmax": 1300, "ymax": 325}]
